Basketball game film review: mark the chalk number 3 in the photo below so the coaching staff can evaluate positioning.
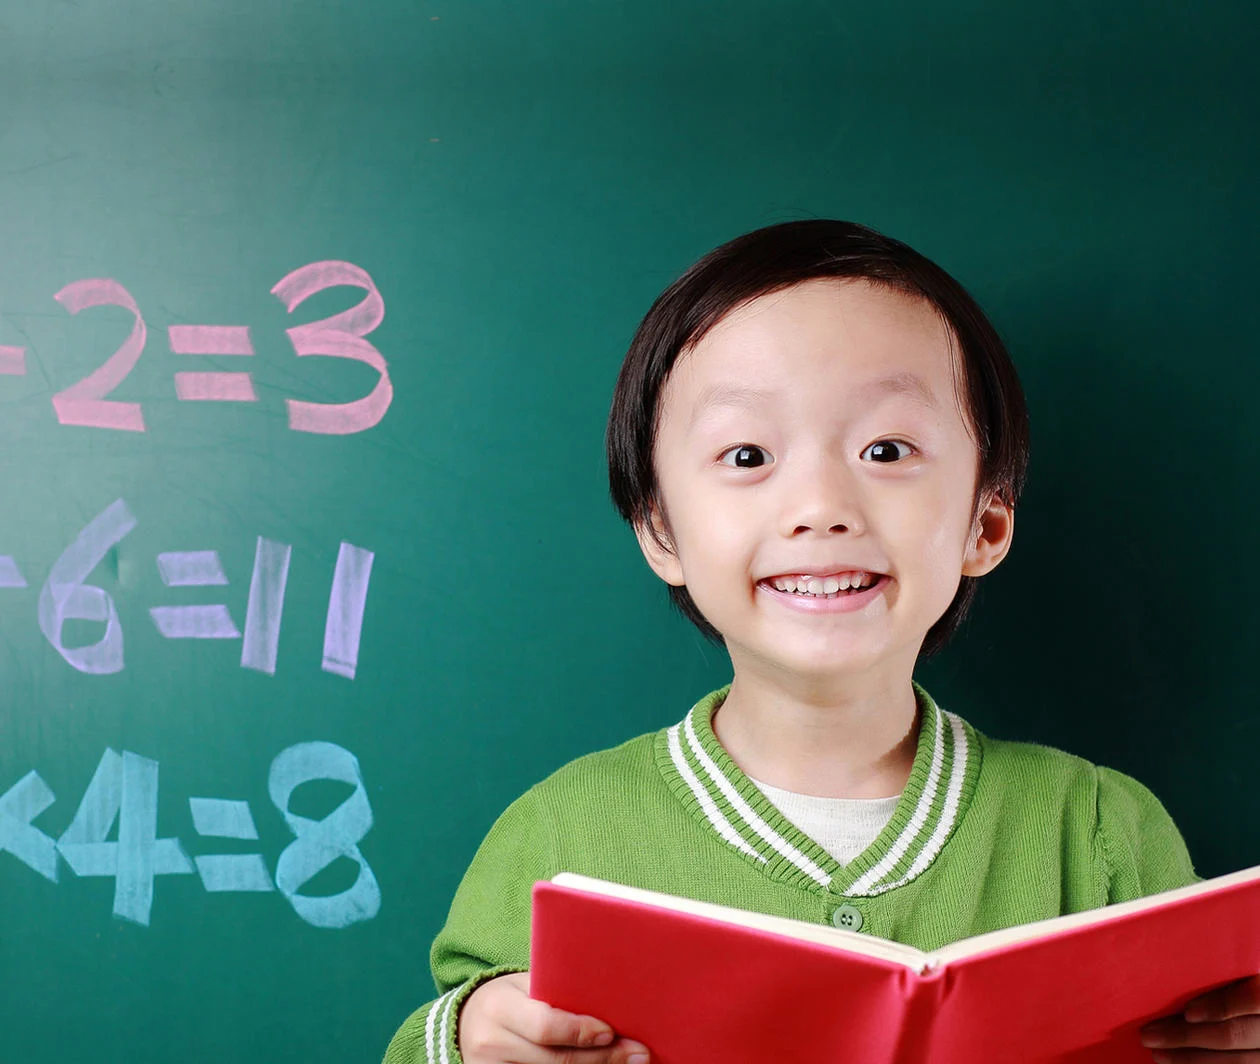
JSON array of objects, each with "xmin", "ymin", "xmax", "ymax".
[{"xmin": 272, "ymin": 261, "xmax": 394, "ymax": 435}]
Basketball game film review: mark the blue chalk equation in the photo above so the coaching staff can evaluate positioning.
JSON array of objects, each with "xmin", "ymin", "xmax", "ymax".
[{"xmin": 0, "ymin": 742, "xmax": 379, "ymax": 929}]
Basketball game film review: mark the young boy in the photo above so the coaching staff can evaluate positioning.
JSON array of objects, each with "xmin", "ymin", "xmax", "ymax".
[{"xmin": 384, "ymin": 221, "xmax": 1260, "ymax": 1064}]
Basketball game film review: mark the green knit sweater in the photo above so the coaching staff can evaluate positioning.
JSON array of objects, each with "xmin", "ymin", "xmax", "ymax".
[{"xmin": 383, "ymin": 684, "xmax": 1198, "ymax": 1064}]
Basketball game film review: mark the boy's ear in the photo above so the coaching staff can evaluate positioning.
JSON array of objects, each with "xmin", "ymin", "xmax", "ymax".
[
  {"xmin": 961, "ymin": 492, "xmax": 1015, "ymax": 578},
  {"xmin": 633, "ymin": 503, "xmax": 686, "ymax": 587}
]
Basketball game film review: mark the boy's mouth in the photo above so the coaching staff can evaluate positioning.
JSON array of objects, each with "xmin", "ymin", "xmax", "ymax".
[{"xmin": 758, "ymin": 571, "xmax": 885, "ymax": 599}]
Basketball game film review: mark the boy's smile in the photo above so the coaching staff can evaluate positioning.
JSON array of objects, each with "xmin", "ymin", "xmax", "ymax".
[
  {"xmin": 635, "ymin": 278, "xmax": 1013, "ymax": 692},
  {"xmin": 758, "ymin": 570, "xmax": 888, "ymax": 613}
]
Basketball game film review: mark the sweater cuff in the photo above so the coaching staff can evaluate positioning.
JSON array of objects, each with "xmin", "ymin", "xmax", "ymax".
[
  {"xmin": 449, "ymin": 964, "xmax": 529, "ymax": 1058},
  {"xmin": 383, "ymin": 966, "xmax": 526, "ymax": 1064}
]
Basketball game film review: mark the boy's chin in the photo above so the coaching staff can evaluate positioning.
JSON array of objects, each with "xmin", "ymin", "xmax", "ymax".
[{"xmin": 741, "ymin": 640, "xmax": 907, "ymax": 684}]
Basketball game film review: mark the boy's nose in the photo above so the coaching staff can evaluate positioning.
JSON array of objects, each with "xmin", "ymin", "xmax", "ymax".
[{"xmin": 778, "ymin": 461, "xmax": 866, "ymax": 537}]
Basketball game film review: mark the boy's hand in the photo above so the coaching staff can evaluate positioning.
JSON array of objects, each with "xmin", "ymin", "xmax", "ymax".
[
  {"xmin": 1140, "ymin": 974, "xmax": 1260, "ymax": 1061},
  {"xmin": 458, "ymin": 972, "xmax": 650, "ymax": 1064}
]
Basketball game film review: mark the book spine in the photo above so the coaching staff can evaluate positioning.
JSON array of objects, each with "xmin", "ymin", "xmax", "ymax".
[{"xmin": 885, "ymin": 964, "xmax": 949, "ymax": 1064}]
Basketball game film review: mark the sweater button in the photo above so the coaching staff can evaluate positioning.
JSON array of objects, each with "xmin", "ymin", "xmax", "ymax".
[{"xmin": 831, "ymin": 904, "xmax": 864, "ymax": 932}]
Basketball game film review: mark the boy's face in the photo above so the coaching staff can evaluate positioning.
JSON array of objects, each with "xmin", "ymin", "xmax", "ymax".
[{"xmin": 636, "ymin": 278, "xmax": 1013, "ymax": 686}]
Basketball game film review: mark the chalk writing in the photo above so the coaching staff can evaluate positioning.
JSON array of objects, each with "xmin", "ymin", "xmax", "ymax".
[
  {"xmin": 37, "ymin": 498, "xmax": 136, "ymax": 675},
  {"xmin": 272, "ymin": 260, "xmax": 393, "ymax": 435},
  {"xmin": 10, "ymin": 261, "xmax": 390, "ymax": 432},
  {"xmin": 13, "ymin": 498, "xmax": 373, "ymax": 677},
  {"xmin": 0, "ymin": 344, "xmax": 25, "ymax": 375},
  {"xmin": 170, "ymin": 324, "xmax": 258, "ymax": 402},
  {"xmin": 0, "ymin": 770, "xmax": 59, "ymax": 882},
  {"xmin": 151, "ymin": 548, "xmax": 241, "ymax": 639},
  {"xmin": 0, "ymin": 743, "xmax": 376, "ymax": 929},
  {"xmin": 56, "ymin": 750, "xmax": 194, "ymax": 925},
  {"xmin": 189, "ymin": 797, "xmax": 273, "ymax": 893},
  {"xmin": 240, "ymin": 536, "xmax": 291, "ymax": 675},
  {"xmin": 157, "ymin": 550, "xmax": 229, "ymax": 588},
  {"xmin": 270, "ymin": 742, "xmax": 380, "ymax": 929},
  {"xmin": 52, "ymin": 279, "xmax": 148, "ymax": 431},
  {"xmin": 322, "ymin": 542, "xmax": 375, "ymax": 680},
  {"xmin": 0, "ymin": 556, "xmax": 27, "ymax": 588}
]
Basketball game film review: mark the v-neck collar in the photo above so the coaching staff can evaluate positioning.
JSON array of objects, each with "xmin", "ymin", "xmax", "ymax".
[{"xmin": 653, "ymin": 682, "xmax": 982, "ymax": 897}]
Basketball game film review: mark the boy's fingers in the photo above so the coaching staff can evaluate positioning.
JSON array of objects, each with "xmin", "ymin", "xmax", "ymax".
[
  {"xmin": 1140, "ymin": 1013, "xmax": 1260, "ymax": 1052},
  {"xmin": 511, "ymin": 997, "xmax": 617, "ymax": 1050},
  {"xmin": 1183, "ymin": 974, "xmax": 1260, "ymax": 1022},
  {"xmin": 498, "ymin": 1030, "xmax": 650, "ymax": 1064},
  {"xmin": 472, "ymin": 974, "xmax": 649, "ymax": 1062},
  {"xmin": 532, "ymin": 1011, "xmax": 616, "ymax": 1049}
]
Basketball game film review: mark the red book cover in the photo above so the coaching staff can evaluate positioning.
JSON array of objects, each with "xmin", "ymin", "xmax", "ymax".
[{"xmin": 530, "ymin": 868, "xmax": 1260, "ymax": 1064}]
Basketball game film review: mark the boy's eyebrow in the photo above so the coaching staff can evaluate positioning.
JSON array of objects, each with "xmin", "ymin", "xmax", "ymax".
[
  {"xmin": 689, "ymin": 373, "xmax": 938, "ymax": 424},
  {"xmin": 690, "ymin": 385, "xmax": 774, "ymax": 422},
  {"xmin": 854, "ymin": 372, "xmax": 939, "ymax": 408}
]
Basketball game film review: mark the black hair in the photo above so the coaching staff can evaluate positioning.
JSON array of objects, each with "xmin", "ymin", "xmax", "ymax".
[{"xmin": 606, "ymin": 219, "xmax": 1029, "ymax": 657}]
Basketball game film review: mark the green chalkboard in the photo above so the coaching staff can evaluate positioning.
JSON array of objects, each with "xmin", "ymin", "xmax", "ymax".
[{"xmin": 1, "ymin": 2, "xmax": 1257, "ymax": 1061}]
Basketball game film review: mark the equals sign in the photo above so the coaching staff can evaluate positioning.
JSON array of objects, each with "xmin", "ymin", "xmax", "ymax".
[
  {"xmin": 169, "ymin": 325, "xmax": 257, "ymax": 401},
  {"xmin": 0, "ymin": 344, "xmax": 24, "ymax": 375},
  {"xmin": 188, "ymin": 797, "xmax": 273, "ymax": 892}
]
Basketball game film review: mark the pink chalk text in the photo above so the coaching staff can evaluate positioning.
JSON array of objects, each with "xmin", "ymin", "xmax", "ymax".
[
  {"xmin": 272, "ymin": 260, "xmax": 393, "ymax": 435},
  {"xmin": 23, "ymin": 261, "xmax": 391, "ymax": 433},
  {"xmin": 52, "ymin": 279, "xmax": 148, "ymax": 432}
]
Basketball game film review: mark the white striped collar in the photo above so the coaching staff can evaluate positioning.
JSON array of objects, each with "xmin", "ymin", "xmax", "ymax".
[{"xmin": 654, "ymin": 682, "xmax": 981, "ymax": 897}]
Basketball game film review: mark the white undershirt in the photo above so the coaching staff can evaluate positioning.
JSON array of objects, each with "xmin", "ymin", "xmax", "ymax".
[{"xmin": 747, "ymin": 776, "xmax": 901, "ymax": 867}]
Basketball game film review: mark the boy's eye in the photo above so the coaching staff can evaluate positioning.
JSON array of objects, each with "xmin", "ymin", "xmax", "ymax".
[
  {"xmin": 719, "ymin": 444, "xmax": 772, "ymax": 468},
  {"xmin": 861, "ymin": 439, "xmax": 913, "ymax": 463}
]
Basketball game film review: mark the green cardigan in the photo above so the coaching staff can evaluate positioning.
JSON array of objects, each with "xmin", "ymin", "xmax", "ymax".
[{"xmin": 383, "ymin": 685, "xmax": 1198, "ymax": 1064}]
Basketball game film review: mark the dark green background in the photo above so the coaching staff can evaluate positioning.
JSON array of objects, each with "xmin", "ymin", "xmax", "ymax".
[{"xmin": 1, "ymin": 2, "xmax": 1257, "ymax": 1061}]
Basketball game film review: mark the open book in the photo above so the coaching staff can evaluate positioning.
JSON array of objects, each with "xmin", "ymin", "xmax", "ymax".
[{"xmin": 530, "ymin": 866, "xmax": 1260, "ymax": 1064}]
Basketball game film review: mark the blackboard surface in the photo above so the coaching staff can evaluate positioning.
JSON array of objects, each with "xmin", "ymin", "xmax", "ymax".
[{"xmin": 1, "ymin": 3, "xmax": 1257, "ymax": 1062}]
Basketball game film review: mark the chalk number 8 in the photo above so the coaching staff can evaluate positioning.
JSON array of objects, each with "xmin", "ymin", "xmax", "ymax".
[{"xmin": 268, "ymin": 741, "xmax": 380, "ymax": 929}]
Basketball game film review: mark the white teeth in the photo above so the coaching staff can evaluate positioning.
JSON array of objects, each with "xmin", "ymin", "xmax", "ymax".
[{"xmin": 768, "ymin": 572, "xmax": 878, "ymax": 596}]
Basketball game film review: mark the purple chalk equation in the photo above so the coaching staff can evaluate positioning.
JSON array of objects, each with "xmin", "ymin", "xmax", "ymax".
[{"xmin": 9, "ymin": 498, "xmax": 374, "ymax": 678}]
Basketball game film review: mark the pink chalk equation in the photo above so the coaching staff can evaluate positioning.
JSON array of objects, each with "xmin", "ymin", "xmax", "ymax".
[
  {"xmin": 170, "ymin": 325, "xmax": 258, "ymax": 402},
  {"xmin": 52, "ymin": 279, "xmax": 147, "ymax": 432},
  {"xmin": 168, "ymin": 325, "xmax": 253, "ymax": 355},
  {"xmin": 173, "ymin": 372, "xmax": 259, "ymax": 402},
  {"xmin": 27, "ymin": 261, "xmax": 392, "ymax": 434},
  {"xmin": 272, "ymin": 261, "xmax": 393, "ymax": 435},
  {"xmin": 0, "ymin": 346, "xmax": 26, "ymax": 375}
]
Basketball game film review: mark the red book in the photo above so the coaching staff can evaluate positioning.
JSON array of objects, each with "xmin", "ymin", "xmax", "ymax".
[{"xmin": 530, "ymin": 867, "xmax": 1260, "ymax": 1064}]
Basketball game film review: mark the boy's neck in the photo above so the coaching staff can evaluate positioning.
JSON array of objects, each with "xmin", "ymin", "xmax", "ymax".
[{"xmin": 711, "ymin": 668, "xmax": 920, "ymax": 800}]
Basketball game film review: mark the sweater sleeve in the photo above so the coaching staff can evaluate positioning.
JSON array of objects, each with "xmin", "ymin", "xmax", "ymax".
[
  {"xmin": 381, "ymin": 788, "xmax": 554, "ymax": 1064},
  {"xmin": 1095, "ymin": 765, "xmax": 1200, "ymax": 905}
]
